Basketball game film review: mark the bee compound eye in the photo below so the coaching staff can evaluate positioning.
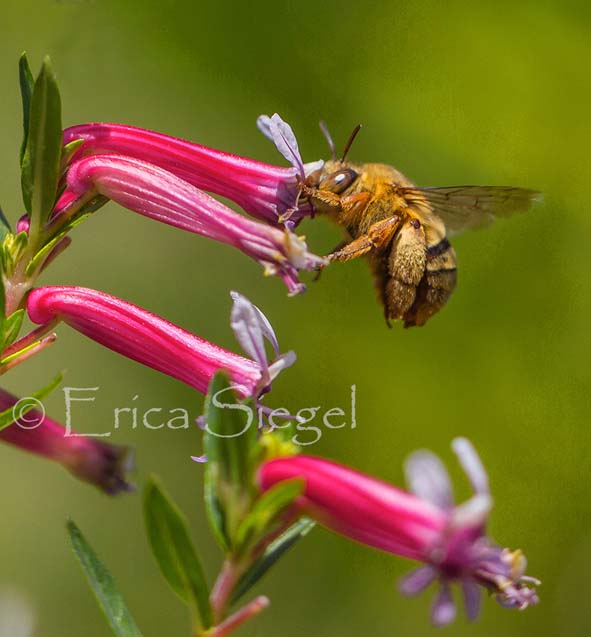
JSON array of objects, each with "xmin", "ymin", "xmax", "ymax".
[
  {"xmin": 410, "ymin": 219, "xmax": 421, "ymax": 229},
  {"xmin": 320, "ymin": 168, "xmax": 359, "ymax": 194}
]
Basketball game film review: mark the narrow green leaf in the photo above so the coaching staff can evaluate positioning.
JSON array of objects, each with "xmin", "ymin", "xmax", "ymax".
[
  {"xmin": 143, "ymin": 478, "xmax": 213, "ymax": 629},
  {"xmin": 235, "ymin": 479, "xmax": 304, "ymax": 552},
  {"xmin": 67, "ymin": 520, "xmax": 144, "ymax": 637},
  {"xmin": 18, "ymin": 53, "xmax": 34, "ymax": 165},
  {"xmin": 202, "ymin": 373, "xmax": 259, "ymax": 547},
  {"xmin": 21, "ymin": 56, "xmax": 63, "ymax": 233},
  {"xmin": 0, "ymin": 371, "xmax": 63, "ymax": 431},
  {"xmin": 61, "ymin": 137, "xmax": 84, "ymax": 170},
  {"xmin": 203, "ymin": 373, "xmax": 257, "ymax": 487},
  {"xmin": 1, "ymin": 309, "xmax": 25, "ymax": 350},
  {"xmin": 231, "ymin": 518, "xmax": 315, "ymax": 604},
  {"xmin": 204, "ymin": 470, "xmax": 230, "ymax": 551}
]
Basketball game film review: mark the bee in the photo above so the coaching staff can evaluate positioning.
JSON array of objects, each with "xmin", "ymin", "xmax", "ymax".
[{"xmin": 300, "ymin": 124, "xmax": 540, "ymax": 327}]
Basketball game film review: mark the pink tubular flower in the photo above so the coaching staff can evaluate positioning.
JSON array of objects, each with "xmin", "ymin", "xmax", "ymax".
[
  {"xmin": 60, "ymin": 155, "xmax": 325, "ymax": 295},
  {"xmin": 258, "ymin": 439, "xmax": 539, "ymax": 626},
  {"xmin": 0, "ymin": 388, "xmax": 132, "ymax": 494},
  {"xmin": 63, "ymin": 115, "xmax": 321, "ymax": 226},
  {"xmin": 26, "ymin": 287, "xmax": 294, "ymax": 400}
]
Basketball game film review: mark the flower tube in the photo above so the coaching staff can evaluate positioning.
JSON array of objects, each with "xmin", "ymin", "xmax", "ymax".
[
  {"xmin": 26, "ymin": 287, "xmax": 294, "ymax": 399},
  {"xmin": 63, "ymin": 116, "xmax": 321, "ymax": 226},
  {"xmin": 0, "ymin": 387, "xmax": 132, "ymax": 494},
  {"xmin": 61, "ymin": 155, "xmax": 325, "ymax": 295},
  {"xmin": 258, "ymin": 439, "xmax": 539, "ymax": 626}
]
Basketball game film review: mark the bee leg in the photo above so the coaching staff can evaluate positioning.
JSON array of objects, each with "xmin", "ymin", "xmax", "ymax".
[
  {"xmin": 313, "ymin": 240, "xmax": 349, "ymax": 282},
  {"xmin": 329, "ymin": 239, "xmax": 351, "ymax": 255},
  {"xmin": 328, "ymin": 216, "xmax": 401, "ymax": 262},
  {"xmin": 312, "ymin": 264, "xmax": 326, "ymax": 282},
  {"xmin": 300, "ymin": 184, "xmax": 343, "ymax": 214},
  {"xmin": 328, "ymin": 236, "xmax": 374, "ymax": 262},
  {"xmin": 339, "ymin": 192, "xmax": 373, "ymax": 219},
  {"xmin": 368, "ymin": 253, "xmax": 393, "ymax": 328}
]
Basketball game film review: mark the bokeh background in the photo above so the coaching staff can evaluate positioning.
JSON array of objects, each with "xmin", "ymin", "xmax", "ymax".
[{"xmin": 0, "ymin": 1, "xmax": 590, "ymax": 635}]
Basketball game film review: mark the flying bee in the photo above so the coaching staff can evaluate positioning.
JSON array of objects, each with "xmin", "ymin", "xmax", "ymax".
[{"xmin": 300, "ymin": 124, "xmax": 540, "ymax": 327}]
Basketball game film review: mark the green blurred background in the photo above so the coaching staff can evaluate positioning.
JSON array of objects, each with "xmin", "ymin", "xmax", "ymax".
[{"xmin": 1, "ymin": 0, "xmax": 590, "ymax": 635}]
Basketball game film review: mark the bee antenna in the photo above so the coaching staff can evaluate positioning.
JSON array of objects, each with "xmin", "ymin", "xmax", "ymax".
[
  {"xmin": 319, "ymin": 120, "xmax": 336, "ymax": 160},
  {"xmin": 341, "ymin": 124, "xmax": 362, "ymax": 162}
]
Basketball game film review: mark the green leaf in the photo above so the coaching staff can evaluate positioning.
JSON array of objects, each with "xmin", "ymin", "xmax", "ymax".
[
  {"xmin": 61, "ymin": 137, "xmax": 84, "ymax": 170},
  {"xmin": 143, "ymin": 478, "xmax": 213, "ymax": 629},
  {"xmin": 1, "ymin": 309, "xmax": 25, "ymax": 350},
  {"xmin": 203, "ymin": 373, "xmax": 259, "ymax": 547},
  {"xmin": 203, "ymin": 373, "xmax": 257, "ymax": 486},
  {"xmin": 231, "ymin": 518, "xmax": 315, "ymax": 604},
  {"xmin": 0, "ymin": 371, "xmax": 63, "ymax": 431},
  {"xmin": 204, "ymin": 468, "xmax": 230, "ymax": 551},
  {"xmin": 21, "ymin": 56, "xmax": 63, "ymax": 234},
  {"xmin": 67, "ymin": 520, "xmax": 144, "ymax": 637},
  {"xmin": 235, "ymin": 479, "xmax": 304, "ymax": 553},
  {"xmin": 18, "ymin": 53, "xmax": 34, "ymax": 165}
]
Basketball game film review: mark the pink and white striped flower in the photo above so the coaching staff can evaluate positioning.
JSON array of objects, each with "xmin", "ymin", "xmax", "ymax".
[
  {"xmin": 26, "ymin": 286, "xmax": 294, "ymax": 399},
  {"xmin": 62, "ymin": 115, "xmax": 321, "ymax": 227},
  {"xmin": 58, "ymin": 154, "xmax": 325, "ymax": 296},
  {"xmin": 258, "ymin": 439, "xmax": 539, "ymax": 626}
]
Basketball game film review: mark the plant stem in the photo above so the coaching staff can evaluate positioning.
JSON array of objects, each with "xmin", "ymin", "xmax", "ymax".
[
  {"xmin": 41, "ymin": 189, "xmax": 99, "ymax": 242},
  {"xmin": 210, "ymin": 560, "xmax": 239, "ymax": 624},
  {"xmin": 2, "ymin": 318, "xmax": 59, "ymax": 358},
  {"xmin": 0, "ymin": 332, "xmax": 57, "ymax": 373},
  {"xmin": 205, "ymin": 596, "xmax": 269, "ymax": 637}
]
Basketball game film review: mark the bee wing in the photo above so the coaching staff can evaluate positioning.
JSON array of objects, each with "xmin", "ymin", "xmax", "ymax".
[{"xmin": 401, "ymin": 186, "xmax": 541, "ymax": 235}]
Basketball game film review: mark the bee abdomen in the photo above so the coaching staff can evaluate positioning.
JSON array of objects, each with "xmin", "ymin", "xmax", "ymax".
[
  {"xmin": 426, "ymin": 237, "xmax": 451, "ymax": 258},
  {"xmin": 403, "ymin": 238, "xmax": 458, "ymax": 327},
  {"xmin": 426, "ymin": 237, "xmax": 456, "ymax": 272}
]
